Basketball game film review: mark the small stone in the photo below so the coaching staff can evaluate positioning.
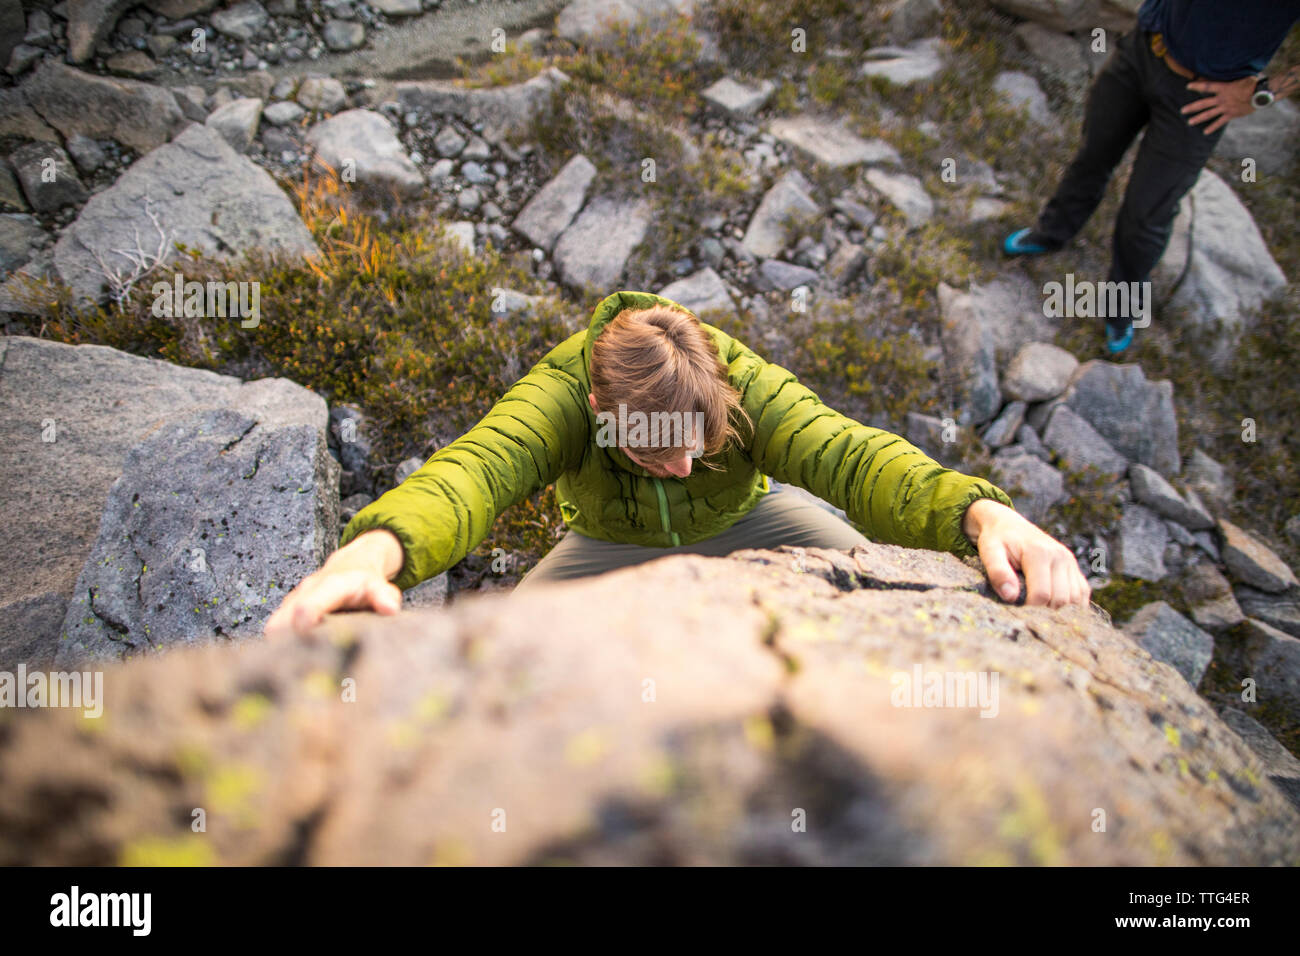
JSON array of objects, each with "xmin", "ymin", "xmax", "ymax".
[
  {"xmin": 1219, "ymin": 519, "xmax": 1299, "ymax": 593},
  {"xmin": 8, "ymin": 142, "xmax": 87, "ymax": 213},
  {"xmin": 1182, "ymin": 562, "xmax": 1245, "ymax": 631},
  {"xmin": 262, "ymin": 101, "xmax": 306, "ymax": 126},
  {"xmin": 210, "ymin": 0, "xmax": 269, "ymax": 41},
  {"xmin": 982, "ymin": 401, "xmax": 1027, "ymax": 449},
  {"xmin": 322, "ymin": 19, "xmax": 365, "ymax": 51},
  {"xmin": 1116, "ymin": 503, "xmax": 1168, "ymax": 582},
  {"xmin": 456, "ymin": 187, "xmax": 481, "ymax": 212},
  {"xmin": 64, "ymin": 134, "xmax": 106, "ymax": 174},
  {"xmin": 1002, "ymin": 342, "xmax": 1078, "ymax": 403},
  {"xmin": 461, "ymin": 136, "xmax": 491, "ymax": 161},
  {"xmin": 433, "ymin": 126, "xmax": 466, "ymax": 158},
  {"xmin": 701, "ymin": 76, "xmax": 775, "ymax": 118},
  {"xmin": 1129, "ymin": 462, "xmax": 1213, "ymax": 530},
  {"xmin": 297, "ymin": 76, "xmax": 347, "ymax": 113},
  {"xmin": 757, "ymin": 259, "xmax": 819, "ymax": 292}
]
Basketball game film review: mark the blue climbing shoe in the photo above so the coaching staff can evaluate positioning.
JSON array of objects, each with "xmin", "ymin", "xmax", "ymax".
[
  {"xmin": 1104, "ymin": 323, "xmax": 1134, "ymax": 355},
  {"xmin": 1002, "ymin": 228, "xmax": 1057, "ymax": 256}
]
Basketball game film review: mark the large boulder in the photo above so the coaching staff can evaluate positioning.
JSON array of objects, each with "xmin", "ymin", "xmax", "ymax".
[
  {"xmin": 393, "ymin": 69, "xmax": 569, "ymax": 144},
  {"xmin": 512, "ymin": 153, "xmax": 597, "ymax": 252},
  {"xmin": 1059, "ymin": 360, "xmax": 1179, "ymax": 476},
  {"xmin": 0, "ymin": 337, "xmax": 336, "ymax": 670},
  {"xmin": 937, "ymin": 282, "xmax": 1000, "ymax": 426},
  {"xmin": 555, "ymin": 0, "xmax": 698, "ymax": 45},
  {"xmin": 64, "ymin": 0, "xmax": 136, "ymax": 63},
  {"xmin": 21, "ymin": 60, "xmax": 188, "ymax": 155},
  {"xmin": 1123, "ymin": 600, "xmax": 1213, "ymax": 686},
  {"xmin": 304, "ymin": 109, "xmax": 424, "ymax": 197},
  {"xmin": 990, "ymin": 449, "xmax": 1065, "ymax": 525},
  {"xmin": 742, "ymin": 170, "xmax": 820, "ymax": 260},
  {"xmin": 56, "ymin": 401, "xmax": 340, "ymax": 667},
  {"xmin": 1215, "ymin": 100, "xmax": 1300, "ymax": 177},
  {"xmin": 552, "ymin": 195, "xmax": 651, "ymax": 291},
  {"xmin": 47, "ymin": 122, "xmax": 318, "ymax": 308},
  {"xmin": 1, "ymin": 543, "xmax": 1297, "ymax": 865},
  {"xmin": 657, "ymin": 267, "xmax": 735, "ymax": 316},
  {"xmin": 988, "ymin": 0, "xmax": 1098, "ymax": 31},
  {"xmin": 1152, "ymin": 169, "xmax": 1287, "ymax": 361},
  {"xmin": 767, "ymin": 116, "xmax": 901, "ymax": 169}
]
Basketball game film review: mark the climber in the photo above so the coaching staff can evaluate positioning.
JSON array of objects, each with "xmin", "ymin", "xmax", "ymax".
[
  {"xmin": 267, "ymin": 292, "xmax": 1091, "ymax": 637},
  {"xmin": 1003, "ymin": 0, "xmax": 1300, "ymax": 355}
]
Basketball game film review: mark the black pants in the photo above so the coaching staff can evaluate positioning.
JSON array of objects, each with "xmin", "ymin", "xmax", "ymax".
[{"xmin": 1035, "ymin": 28, "xmax": 1226, "ymax": 326}]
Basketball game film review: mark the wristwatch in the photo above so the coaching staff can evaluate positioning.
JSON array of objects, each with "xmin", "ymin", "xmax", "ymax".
[{"xmin": 1252, "ymin": 76, "xmax": 1276, "ymax": 108}]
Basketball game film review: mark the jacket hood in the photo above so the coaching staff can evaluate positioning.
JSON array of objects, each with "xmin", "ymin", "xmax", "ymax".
[
  {"xmin": 580, "ymin": 289, "xmax": 695, "ymax": 478},
  {"xmin": 581, "ymin": 289, "xmax": 691, "ymax": 381}
]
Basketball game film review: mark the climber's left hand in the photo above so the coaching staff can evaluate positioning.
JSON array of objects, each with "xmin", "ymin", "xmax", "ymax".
[{"xmin": 963, "ymin": 498, "xmax": 1091, "ymax": 609}]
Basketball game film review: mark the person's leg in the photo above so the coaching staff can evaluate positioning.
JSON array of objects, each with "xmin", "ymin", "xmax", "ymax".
[
  {"xmin": 1029, "ymin": 30, "xmax": 1152, "ymax": 248},
  {"xmin": 683, "ymin": 484, "xmax": 869, "ymax": 555},
  {"xmin": 513, "ymin": 526, "xmax": 662, "ymax": 591},
  {"xmin": 1105, "ymin": 56, "xmax": 1226, "ymax": 325},
  {"xmin": 515, "ymin": 485, "xmax": 868, "ymax": 590}
]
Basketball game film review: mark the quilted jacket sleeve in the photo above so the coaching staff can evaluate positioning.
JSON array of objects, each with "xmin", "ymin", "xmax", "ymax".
[
  {"xmin": 338, "ymin": 362, "xmax": 590, "ymax": 591},
  {"xmin": 727, "ymin": 340, "xmax": 1015, "ymax": 557}
]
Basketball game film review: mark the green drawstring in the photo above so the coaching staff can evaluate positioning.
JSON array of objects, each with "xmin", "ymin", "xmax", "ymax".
[{"xmin": 652, "ymin": 478, "xmax": 681, "ymax": 547}]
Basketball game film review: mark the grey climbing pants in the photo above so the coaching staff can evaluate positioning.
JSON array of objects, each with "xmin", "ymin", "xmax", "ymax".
[{"xmin": 514, "ymin": 484, "xmax": 868, "ymax": 590}]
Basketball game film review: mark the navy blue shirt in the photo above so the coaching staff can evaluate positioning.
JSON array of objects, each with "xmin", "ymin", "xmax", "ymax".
[{"xmin": 1138, "ymin": 0, "xmax": 1300, "ymax": 80}]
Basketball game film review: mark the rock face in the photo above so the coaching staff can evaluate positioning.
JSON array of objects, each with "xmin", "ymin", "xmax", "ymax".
[
  {"xmin": 57, "ymin": 402, "xmax": 340, "ymax": 667},
  {"xmin": 0, "ymin": 337, "xmax": 335, "ymax": 670},
  {"xmin": 1, "ymin": 543, "xmax": 1297, "ymax": 865},
  {"xmin": 50, "ymin": 122, "xmax": 318, "ymax": 307}
]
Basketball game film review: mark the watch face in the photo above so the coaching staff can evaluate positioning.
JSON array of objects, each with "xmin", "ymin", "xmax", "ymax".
[{"xmin": 1253, "ymin": 90, "xmax": 1275, "ymax": 107}]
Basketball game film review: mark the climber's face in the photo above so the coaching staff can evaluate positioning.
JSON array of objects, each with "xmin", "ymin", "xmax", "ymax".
[
  {"xmin": 623, "ymin": 445, "xmax": 694, "ymax": 479},
  {"xmin": 588, "ymin": 392, "xmax": 699, "ymax": 479}
]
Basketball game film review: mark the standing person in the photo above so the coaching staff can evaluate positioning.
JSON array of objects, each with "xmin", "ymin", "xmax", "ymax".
[
  {"xmin": 267, "ymin": 291, "xmax": 1091, "ymax": 637},
  {"xmin": 1003, "ymin": 0, "xmax": 1300, "ymax": 354}
]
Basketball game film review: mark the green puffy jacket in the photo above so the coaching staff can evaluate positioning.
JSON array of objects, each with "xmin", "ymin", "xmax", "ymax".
[{"xmin": 340, "ymin": 290, "xmax": 1014, "ymax": 590}]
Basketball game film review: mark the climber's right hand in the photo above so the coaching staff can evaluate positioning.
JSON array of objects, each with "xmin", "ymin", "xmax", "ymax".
[{"xmin": 265, "ymin": 529, "xmax": 406, "ymax": 638}]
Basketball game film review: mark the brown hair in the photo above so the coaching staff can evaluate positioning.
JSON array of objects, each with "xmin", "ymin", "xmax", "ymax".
[{"xmin": 590, "ymin": 305, "xmax": 750, "ymax": 469}]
